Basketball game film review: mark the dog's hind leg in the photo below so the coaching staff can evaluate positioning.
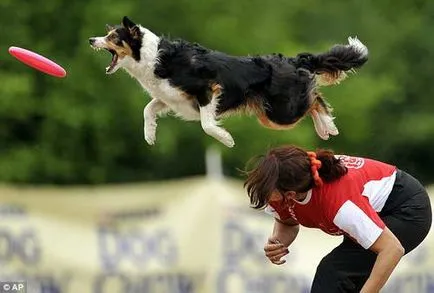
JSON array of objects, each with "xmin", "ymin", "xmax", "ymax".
[
  {"xmin": 199, "ymin": 84, "xmax": 235, "ymax": 148},
  {"xmin": 143, "ymin": 99, "xmax": 169, "ymax": 145},
  {"xmin": 310, "ymin": 92, "xmax": 339, "ymax": 140}
]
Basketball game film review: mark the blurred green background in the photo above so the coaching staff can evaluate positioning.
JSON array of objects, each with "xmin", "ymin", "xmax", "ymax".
[{"xmin": 1, "ymin": 0, "xmax": 433, "ymax": 185}]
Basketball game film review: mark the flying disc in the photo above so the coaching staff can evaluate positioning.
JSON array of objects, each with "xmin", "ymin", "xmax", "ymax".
[{"xmin": 8, "ymin": 46, "xmax": 67, "ymax": 78}]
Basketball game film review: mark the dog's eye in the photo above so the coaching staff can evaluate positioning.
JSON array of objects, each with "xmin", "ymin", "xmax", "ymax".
[{"xmin": 107, "ymin": 33, "xmax": 118, "ymax": 42}]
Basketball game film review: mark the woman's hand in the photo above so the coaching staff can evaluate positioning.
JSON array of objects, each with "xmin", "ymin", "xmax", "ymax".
[
  {"xmin": 264, "ymin": 237, "xmax": 289, "ymax": 265},
  {"xmin": 264, "ymin": 217, "xmax": 299, "ymax": 265},
  {"xmin": 264, "ymin": 218, "xmax": 300, "ymax": 265}
]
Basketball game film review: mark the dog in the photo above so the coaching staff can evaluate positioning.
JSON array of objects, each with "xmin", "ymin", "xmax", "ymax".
[{"xmin": 89, "ymin": 16, "xmax": 368, "ymax": 148}]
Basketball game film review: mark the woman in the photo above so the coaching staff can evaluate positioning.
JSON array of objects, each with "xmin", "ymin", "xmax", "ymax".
[{"xmin": 244, "ymin": 145, "xmax": 432, "ymax": 293}]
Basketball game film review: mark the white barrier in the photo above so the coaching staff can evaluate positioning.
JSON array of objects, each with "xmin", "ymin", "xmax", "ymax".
[{"xmin": 0, "ymin": 178, "xmax": 432, "ymax": 293}]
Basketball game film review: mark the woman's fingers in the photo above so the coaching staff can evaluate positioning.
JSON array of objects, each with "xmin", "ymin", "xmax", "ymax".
[
  {"xmin": 269, "ymin": 250, "xmax": 289, "ymax": 260},
  {"xmin": 264, "ymin": 238, "xmax": 288, "ymax": 265},
  {"xmin": 271, "ymin": 257, "xmax": 286, "ymax": 265},
  {"xmin": 267, "ymin": 250, "xmax": 289, "ymax": 264},
  {"xmin": 265, "ymin": 246, "xmax": 289, "ymax": 258},
  {"xmin": 264, "ymin": 243, "xmax": 284, "ymax": 252}
]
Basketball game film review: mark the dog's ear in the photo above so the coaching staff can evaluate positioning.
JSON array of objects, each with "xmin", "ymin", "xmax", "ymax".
[
  {"xmin": 122, "ymin": 16, "xmax": 141, "ymax": 39},
  {"xmin": 105, "ymin": 24, "xmax": 115, "ymax": 32},
  {"xmin": 122, "ymin": 16, "xmax": 136, "ymax": 29},
  {"xmin": 130, "ymin": 26, "xmax": 141, "ymax": 39}
]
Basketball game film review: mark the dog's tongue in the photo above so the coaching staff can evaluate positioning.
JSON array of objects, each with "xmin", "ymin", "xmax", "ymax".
[{"xmin": 105, "ymin": 53, "xmax": 118, "ymax": 74}]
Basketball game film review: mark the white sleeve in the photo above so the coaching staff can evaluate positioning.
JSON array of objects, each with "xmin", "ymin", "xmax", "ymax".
[{"xmin": 333, "ymin": 200, "xmax": 384, "ymax": 249}]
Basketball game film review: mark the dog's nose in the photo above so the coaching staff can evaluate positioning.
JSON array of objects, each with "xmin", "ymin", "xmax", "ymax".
[{"xmin": 89, "ymin": 38, "xmax": 95, "ymax": 45}]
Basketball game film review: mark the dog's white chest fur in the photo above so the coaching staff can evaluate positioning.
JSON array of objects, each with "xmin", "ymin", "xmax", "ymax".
[
  {"xmin": 139, "ymin": 77, "xmax": 200, "ymax": 121},
  {"xmin": 120, "ymin": 30, "xmax": 200, "ymax": 121}
]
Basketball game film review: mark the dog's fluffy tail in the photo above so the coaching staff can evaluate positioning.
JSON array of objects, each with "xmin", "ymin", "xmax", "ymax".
[{"xmin": 294, "ymin": 37, "xmax": 368, "ymax": 86}]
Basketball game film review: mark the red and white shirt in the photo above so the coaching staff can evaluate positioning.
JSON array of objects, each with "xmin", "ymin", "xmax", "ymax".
[{"xmin": 265, "ymin": 155, "xmax": 397, "ymax": 249}]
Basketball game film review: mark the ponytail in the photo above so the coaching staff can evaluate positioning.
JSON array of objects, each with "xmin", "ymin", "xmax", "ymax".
[
  {"xmin": 244, "ymin": 154, "xmax": 281, "ymax": 209},
  {"xmin": 315, "ymin": 149, "xmax": 347, "ymax": 182}
]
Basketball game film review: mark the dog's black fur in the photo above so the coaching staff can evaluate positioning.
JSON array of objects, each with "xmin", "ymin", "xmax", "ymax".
[
  {"xmin": 154, "ymin": 36, "xmax": 367, "ymax": 125},
  {"xmin": 90, "ymin": 17, "xmax": 369, "ymax": 146}
]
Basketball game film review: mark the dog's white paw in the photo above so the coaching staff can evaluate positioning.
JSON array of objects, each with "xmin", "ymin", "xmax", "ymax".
[
  {"xmin": 144, "ymin": 131, "xmax": 156, "ymax": 145},
  {"xmin": 327, "ymin": 125, "xmax": 339, "ymax": 136},
  {"xmin": 316, "ymin": 126, "xmax": 339, "ymax": 140},
  {"xmin": 312, "ymin": 111, "xmax": 329, "ymax": 140},
  {"xmin": 312, "ymin": 110, "xmax": 339, "ymax": 140},
  {"xmin": 317, "ymin": 131, "xmax": 330, "ymax": 140},
  {"xmin": 144, "ymin": 124, "xmax": 157, "ymax": 145},
  {"xmin": 220, "ymin": 132, "xmax": 235, "ymax": 148},
  {"xmin": 323, "ymin": 115, "xmax": 339, "ymax": 137}
]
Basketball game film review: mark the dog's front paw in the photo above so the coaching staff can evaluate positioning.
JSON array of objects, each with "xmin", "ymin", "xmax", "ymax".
[
  {"xmin": 220, "ymin": 133, "xmax": 235, "ymax": 148},
  {"xmin": 144, "ymin": 132, "xmax": 156, "ymax": 145},
  {"xmin": 327, "ymin": 125, "xmax": 339, "ymax": 136},
  {"xmin": 323, "ymin": 116, "xmax": 339, "ymax": 137},
  {"xmin": 316, "ymin": 131, "xmax": 330, "ymax": 140},
  {"xmin": 144, "ymin": 125, "xmax": 157, "ymax": 145},
  {"xmin": 316, "ymin": 127, "xmax": 339, "ymax": 140}
]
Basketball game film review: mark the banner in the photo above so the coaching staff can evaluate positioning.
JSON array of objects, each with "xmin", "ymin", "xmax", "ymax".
[{"xmin": 0, "ymin": 178, "xmax": 433, "ymax": 293}]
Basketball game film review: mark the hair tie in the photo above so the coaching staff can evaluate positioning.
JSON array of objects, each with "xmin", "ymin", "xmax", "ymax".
[{"xmin": 307, "ymin": 151, "xmax": 323, "ymax": 187}]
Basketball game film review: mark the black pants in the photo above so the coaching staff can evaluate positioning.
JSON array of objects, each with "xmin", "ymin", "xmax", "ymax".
[{"xmin": 310, "ymin": 170, "xmax": 432, "ymax": 293}]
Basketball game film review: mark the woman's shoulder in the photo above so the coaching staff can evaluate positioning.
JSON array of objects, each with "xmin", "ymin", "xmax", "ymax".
[
  {"xmin": 334, "ymin": 154, "xmax": 367, "ymax": 169},
  {"xmin": 316, "ymin": 171, "xmax": 360, "ymax": 200},
  {"xmin": 335, "ymin": 154, "xmax": 396, "ymax": 172}
]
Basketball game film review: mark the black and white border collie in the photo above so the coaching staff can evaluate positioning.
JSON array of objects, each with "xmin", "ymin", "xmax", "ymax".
[{"xmin": 89, "ymin": 16, "xmax": 368, "ymax": 148}]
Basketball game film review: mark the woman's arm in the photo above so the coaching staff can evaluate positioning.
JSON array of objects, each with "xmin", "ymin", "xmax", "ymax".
[
  {"xmin": 264, "ymin": 218, "xmax": 300, "ymax": 265},
  {"xmin": 360, "ymin": 227, "xmax": 405, "ymax": 293},
  {"xmin": 272, "ymin": 218, "xmax": 300, "ymax": 247}
]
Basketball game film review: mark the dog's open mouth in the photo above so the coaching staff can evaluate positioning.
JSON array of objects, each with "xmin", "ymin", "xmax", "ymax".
[
  {"xmin": 105, "ymin": 49, "xmax": 118, "ymax": 74},
  {"xmin": 92, "ymin": 45, "xmax": 119, "ymax": 74}
]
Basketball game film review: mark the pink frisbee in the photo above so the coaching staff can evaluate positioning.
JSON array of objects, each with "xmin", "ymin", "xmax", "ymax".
[{"xmin": 8, "ymin": 46, "xmax": 67, "ymax": 78}]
